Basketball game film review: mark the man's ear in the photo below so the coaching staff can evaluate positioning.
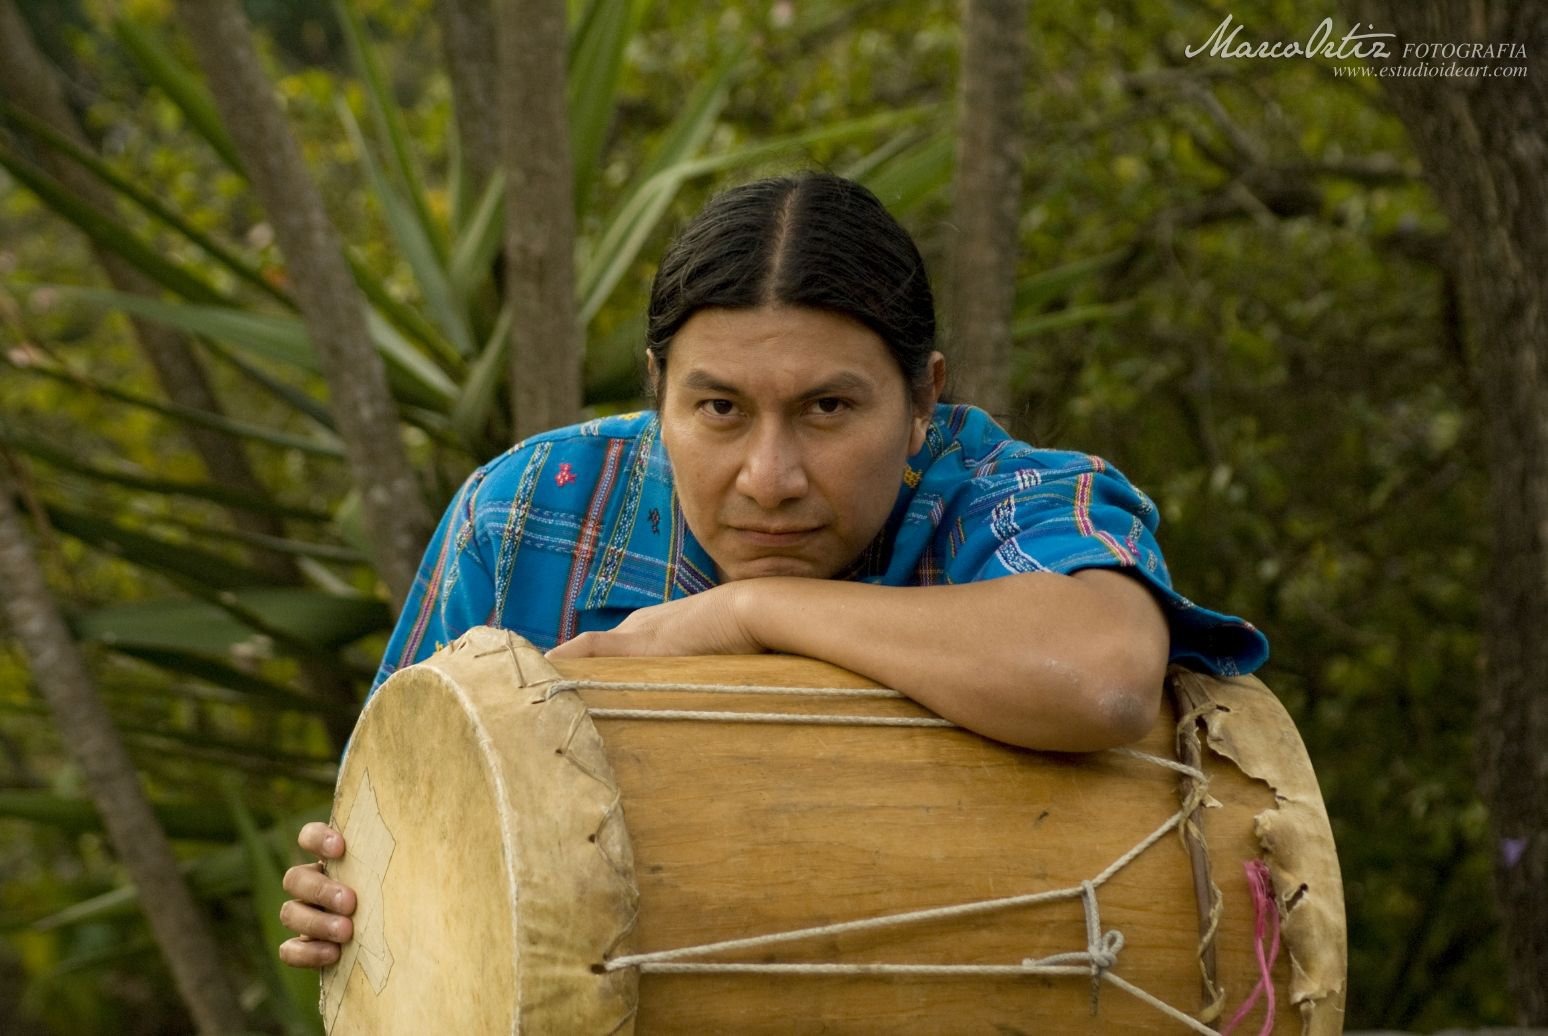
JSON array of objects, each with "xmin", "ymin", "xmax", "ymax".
[
  {"xmin": 646, "ymin": 348, "xmax": 662, "ymax": 400},
  {"xmin": 909, "ymin": 352, "xmax": 947, "ymax": 453}
]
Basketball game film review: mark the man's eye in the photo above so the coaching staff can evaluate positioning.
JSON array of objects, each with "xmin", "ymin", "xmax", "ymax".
[
  {"xmin": 700, "ymin": 399, "xmax": 737, "ymax": 417},
  {"xmin": 811, "ymin": 397, "xmax": 849, "ymax": 415}
]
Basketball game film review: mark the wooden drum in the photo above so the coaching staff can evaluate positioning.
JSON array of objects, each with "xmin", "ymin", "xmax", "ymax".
[{"xmin": 320, "ymin": 626, "xmax": 1346, "ymax": 1033}]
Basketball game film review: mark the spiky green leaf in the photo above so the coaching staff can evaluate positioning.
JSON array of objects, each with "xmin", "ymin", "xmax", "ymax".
[
  {"xmin": 226, "ymin": 781, "xmax": 323, "ymax": 1035},
  {"xmin": 337, "ymin": 100, "xmax": 474, "ymax": 360},
  {"xmin": 114, "ymin": 18, "xmax": 247, "ymax": 176},
  {"xmin": 569, "ymin": 0, "xmax": 648, "ymax": 212},
  {"xmin": 0, "ymin": 151, "xmax": 226, "ymax": 304},
  {"xmin": 75, "ymin": 588, "xmax": 389, "ymax": 655},
  {"xmin": 333, "ymin": 0, "xmax": 445, "ymax": 260}
]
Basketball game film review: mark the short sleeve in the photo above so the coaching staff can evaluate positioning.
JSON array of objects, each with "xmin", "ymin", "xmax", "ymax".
[
  {"xmin": 941, "ymin": 453, "xmax": 1269, "ymax": 677},
  {"xmin": 370, "ymin": 467, "xmax": 496, "ymax": 692}
]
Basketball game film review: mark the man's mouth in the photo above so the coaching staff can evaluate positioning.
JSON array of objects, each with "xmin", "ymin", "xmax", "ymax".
[{"xmin": 731, "ymin": 525, "xmax": 822, "ymax": 547}]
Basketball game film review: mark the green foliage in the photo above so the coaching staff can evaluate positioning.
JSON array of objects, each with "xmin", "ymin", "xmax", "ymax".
[{"xmin": 0, "ymin": 0, "xmax": 1510, "ymax": 1029}]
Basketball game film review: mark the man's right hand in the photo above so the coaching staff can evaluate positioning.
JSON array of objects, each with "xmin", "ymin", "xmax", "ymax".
[{"xmin": 278, "ymin": 821, "xmax": 356, "ymax": 968}]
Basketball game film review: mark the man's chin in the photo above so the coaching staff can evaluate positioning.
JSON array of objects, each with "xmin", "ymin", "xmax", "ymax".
[{"xmin": 717, "ymin": 555, "xmax": 835, "ymax": 582}]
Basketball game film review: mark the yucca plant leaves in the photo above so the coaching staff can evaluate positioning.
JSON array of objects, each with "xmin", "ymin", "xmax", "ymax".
[
  {"xmin": 630, "ymin": 44, "xmax": 745, "ymax": 189},
  {"xmin": 854, "ymin": 128, "xmax": 954, "ymax": 214},
  {"xmin": 113, "ymin": 18, "xmax": 247, "ymax": 177},
  {"xmin": 345, "ymin": 249, "xmax": 464, "ymax": 375},
  {"xmin": 584, "ymin": 314, "xmax": 646, "ymax": 404},
  {"xmin": 447, "ymin": 171, "xmax": 506, "ymax": 310},
  {"xmin": 48, "ymin": 285, "xmax": 459, "ymax": 412},
  {"xmin": 837, "ymin": 129, "xmax": 924, "ymax": 184},
  {"xmin": 338, "ymin": 100, "xmax": 475, "ymax": 362},
  {"xmin": 38, "ymin": 932, "xmax": 157, "ymax": 980},
  {"xmin": 450, "ymin": 299, "xmax": 515, "ymax": 448},
  {"xmin": 47, "ymin": 284, "xmax": 310, "ymax": 362},
  {"xmin": 44, "ymin": 504, "xmax": 291, "ymax": 589},
  {"xmin": 111, "ymin": 645, "xmax": 354, "ymax": 718},
  {"xmin": 1013, "ymin": 249, "xmax": 1126, "ymax": 312},
  {"xmin": 24, "ymin": 804, "xmax": 330, "ymax": 933},
  {"xmin": 0, "ymin": 791, "xmax": 246, "ymax": 842},
  {"xmin": 24, "ymin": 850, "xmax": 243, "ymax": 933},
  {"xmin": 1013, "ymin": 301, "xmax": 1133, "ymax": 340},
  {"xmin": 569, "ymin": 0, "xmax": 649, "ymax": 214},
  {"xmin": 0, "ymin": 699, "xmax": 340, "ymax": 785},
  {"xmin": 4, "ymin": 356, "xmax": 344, "ymax": 459},
  {"xmin": 75, "ymin": 589, "xmax": 388, "ymax": 656},
  {"xmin": 333, "ymin": 0, "xmax": 445, "ymax": 263},
  {"xmin": 361, "ymin": 309, "xmax": 462, "ymax": 410},
  {"xmin": 7, "ymin": 434, "xmax": 328, "ymax": 525},
  {"xmin": 135, "ymin": 731, "xmax": 340, "ymax": 784},
  {"xmin": 156, "ymin": 516, "xmax": 365, "ymax": 566},
  {"xmin": 0, "ymin": 152, "xmax": 227, "ymax": 305},
  {"xmin": 579, "ymin": 47, "xmax": 744, "ymax": 324},
  {"xmin": 226, "ymin": 781, "xmax": 324, "ymax": 1036},
  {"xmin": 200, "ymin": 339, "xmax": 340, "ymax": 432},
  {"xmin": 0, "ymin": 101, "xmax": 290, "ymax": 309}
]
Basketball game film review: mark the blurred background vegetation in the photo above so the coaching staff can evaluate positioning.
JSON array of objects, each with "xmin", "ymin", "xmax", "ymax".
[{"xmin": 0, "ymin": 0, "xmax": 1514, "ymax": 1030}]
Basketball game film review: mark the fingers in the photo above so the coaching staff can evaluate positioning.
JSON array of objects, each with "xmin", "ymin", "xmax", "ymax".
[
  {"xmin": 547, "ymin": 632, "xmax": 603, "ymax": 659},
  {"xmin": 298, "ymin": 821, "xmax": 345, "ymax": 859},
  {"xmin": 279, "ymin": 934, "xmax": 343, "ymax": 969},
  {"xmin": 280, "ymin": 822, "xmax": 355, "ymax": 971},
  {"xmin": 282, "ymin": 861, "xmax": 357, "ymax": 916},
  {"xmin": 279, "ymin": 897, "xmax": 355, "ymax": 944}
]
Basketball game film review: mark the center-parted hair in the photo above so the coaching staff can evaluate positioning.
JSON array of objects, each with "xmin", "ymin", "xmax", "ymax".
[{"xmin": 646, "ymin": 173, "xmax": 937, "ymax": 387}]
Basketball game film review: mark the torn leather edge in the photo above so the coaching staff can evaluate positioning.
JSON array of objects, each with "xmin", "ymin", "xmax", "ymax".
[{"xmin": 1171, "ymin": 667, "xmax": 1349, "ymax": 1036}]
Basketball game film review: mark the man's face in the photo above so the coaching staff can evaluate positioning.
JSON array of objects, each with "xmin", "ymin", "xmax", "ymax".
[{"xmin": 656, "ymin": 305, "xmax": 942, "ymax": 582}]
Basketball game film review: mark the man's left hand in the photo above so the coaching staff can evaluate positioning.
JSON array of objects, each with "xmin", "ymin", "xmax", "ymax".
[{"xmin": 546, "ymin": 582, "xmax": 761, "ymax": 659}]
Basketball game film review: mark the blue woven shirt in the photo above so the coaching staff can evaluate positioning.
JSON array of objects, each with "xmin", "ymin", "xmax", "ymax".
[{"xmin": 372, "ymin": 404, "xmax": 1268, "ymax": 690}]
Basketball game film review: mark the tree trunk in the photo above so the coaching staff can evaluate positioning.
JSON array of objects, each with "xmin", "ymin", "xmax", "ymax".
[
  {"xmin": 1340, "ymin": 1, "xmax": 1548, "ymax": 1021},
  {"xmin": 175, "ymin": 0, "xmax": 433, "ymax": 609},
  {"xmin": 439, "ymin": 0, "xmax": 502, "ymax": 210},
  {"xmin": 0, "ymin": 467, "xmax": 246, "ymax": 1035},
  {"xmin": 946, "ymin": 0, "xmax": 1029, "ymax": 421},
  {"xmin": 497, "ymin": 0, "xmax": 582, "ymax": 440},
  {"xmin": 0, "ymin": 0, "xmax": 292, "ymax": 582}
]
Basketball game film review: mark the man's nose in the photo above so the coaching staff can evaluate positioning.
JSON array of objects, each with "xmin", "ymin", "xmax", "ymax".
[{"xmin": 736, "ymin": 420, "xmax": 809, "ymax": 508}]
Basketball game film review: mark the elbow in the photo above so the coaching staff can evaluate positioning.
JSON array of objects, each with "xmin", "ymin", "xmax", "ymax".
[
  {"xmin": 1062, "ymin": 641, "xmax": 1166, "ymax": 751},
  {"xmin": 1073, "ymin": 598, "xmax": 1170, "ymax": 750},
  {"xmin": 1083, "ymin": 679, "xmax": 1161, "ymax": 749},
  {"xmin": 994, "ymin": 656, "xmax": 1162, "ymax": 752}
]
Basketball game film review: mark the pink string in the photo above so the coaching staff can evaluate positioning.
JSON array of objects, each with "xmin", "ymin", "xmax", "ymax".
[{"xmin": 1220, "ymin": 859, "xmax": 1281, "ymax": 1036}]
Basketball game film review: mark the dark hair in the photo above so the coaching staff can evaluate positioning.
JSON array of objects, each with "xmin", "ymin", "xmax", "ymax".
[{"xmin": 646, "ymin": 172, "xmax": 937, "ymax": 388}]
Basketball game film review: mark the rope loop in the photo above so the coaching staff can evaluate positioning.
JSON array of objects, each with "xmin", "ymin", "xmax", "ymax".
[{"xmin": 1090, "ymin": 929, "xmax": 1124, "ymax": 971}]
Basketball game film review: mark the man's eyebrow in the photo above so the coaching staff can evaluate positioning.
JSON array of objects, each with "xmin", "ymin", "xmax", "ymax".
[
  {"xmin": 678, "ymin": 369, "xmax": 743, "ymax": 394},
  {"xmin": 800, "ymin": 372, "xmax": 873, "ymax": 398},
  {"xmin": 675, "ymin": 369, "xmax": 875, "ymax": 397}
]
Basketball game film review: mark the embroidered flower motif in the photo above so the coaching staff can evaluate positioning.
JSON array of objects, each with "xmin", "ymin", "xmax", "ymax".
[
  {"xmin": 648, "ymin": 507, "xmax": 661, "ymax": 535},
  {"xmin": 903, "ymin": 465, "xmax": 922, "ymax": 488},
  {"xmin": 555, "ymin": 462, "xmax": 576, "ymax": 487}
]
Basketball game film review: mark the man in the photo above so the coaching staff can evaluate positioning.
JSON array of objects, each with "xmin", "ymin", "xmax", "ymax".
[{"xmin": 278, "ymin": 173, "xmax": 1266, "ymax": 969}]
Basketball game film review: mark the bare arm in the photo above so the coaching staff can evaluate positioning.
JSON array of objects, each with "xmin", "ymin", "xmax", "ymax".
[{"xmin": 548, "ymin": 568, "xmax": 1169, "ymax": 751}]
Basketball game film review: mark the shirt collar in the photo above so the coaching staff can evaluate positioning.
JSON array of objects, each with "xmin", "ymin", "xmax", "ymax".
[{"xmin": 579, "ymin": 415, "xmax": 719, "ymax": 614}]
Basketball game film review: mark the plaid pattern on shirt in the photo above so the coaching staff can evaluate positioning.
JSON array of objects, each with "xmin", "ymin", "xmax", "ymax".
[{"xmin": 372, "ymin": 404, "xmax": 1268, "ymax": 690}]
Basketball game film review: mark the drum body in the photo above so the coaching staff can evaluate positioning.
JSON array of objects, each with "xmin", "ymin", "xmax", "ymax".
[{"xmin": 321, "ymin": 627, "xmax": 1345, "ymax": 1034}]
